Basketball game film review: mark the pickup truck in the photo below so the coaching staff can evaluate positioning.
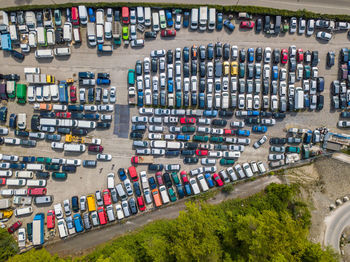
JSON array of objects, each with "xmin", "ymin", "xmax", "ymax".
[
  {"xmin": 112, "ymin": 21, "xmax": 121, "ymax": 45},
  {"xmin": 131, "ymin": 156, "xmax": 154, "ymax": 164},
  {"xmin": 97, "ymin": 44, "xmax": 113, "ymax": 53},
  {"xmin": 128, "ymin": 87, "xmax": 136, "ymax": 105}
]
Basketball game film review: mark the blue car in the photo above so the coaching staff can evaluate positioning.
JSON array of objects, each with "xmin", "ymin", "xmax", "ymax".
[
  {"xmin": 167, "ymin": 80, "xmax": 174, "ymax": 93},
  {"xmin": 304, "ymin": 94, "xmax": 310, "ymax": 108},
  {"xmin": 184, "ymin": 183, "xmax": 192, "ymax": 196},
  {"xmin": 84, "ymin": 113, "xmax": 100, "ymax": 120},
  {"xmin": 216, "ymin": 13, "xmax": 223, "ymax": 30},
  {"xmin": 133, "ymin": 182, "xmax": 141, "ymax": 197},
  {"xmin": 199, "ymin": 93, "xmax": 205, "ymax": 108},
  {"xmin": 252, "ymin": 125, "xmax": 267, "ymax": 133},
  {"xmin": 204, "ymin": 173, "xmax": 215, "ymax": 188},
  {"xmin": 165, "ymin": 150, "xmax": 180, "ymax": 157},
  {"xmin": 137, "ymin": 91, "xmax": 144, "ymax": 107},
  {"xmin": 224, "ymin": 20, "xmax": 235, "ymax": 31},
  {"xmin": 176, "ymin": 184, "xmax": 185, "ymax": 199},
  {"xmin": 96, "ymin": 78, "xmax": 111, "ymax": 85},
  {"xmin": 68, "ymin": 105, "xmax": 84, "ymax": 111},
  {"xmin": 148, "ymin": 177, "xmax": 157, "ymax": 190},
  {"xmin": 247, "ymin": 110, "xmax": 260, "ymax": 116},
  {"xmin": 10, "ymin": 163, "xmax": 26, "ymax": 170},
  {"xmin": 166, "ymin": 10, "xmax": 173, "ymax": 27},
  {"xmin": 9, "ymin": 114, "xmax": 16, "ymax": 128},
  {"xmin": 118, "ymin": 168, "xmax": 127, "ymax": 181},
  {"xmin": 88, "ymin": 8, "xmax": 95, "ymax": 22},
  {"xmin": 247, "ymin": 48, "xmax": 254, "ymax": 63},
  {"xmin": 272, "ymin": 66, "xmax": 278, "ymax": 80},
  {"xmin": 176, "ymin": 92, "xmax": 182, "ymax": 108},
  {"xmin": 236, "ymin": 130, "xmax": 250, "ymax": 137},
  {"xmin": 183, "ymin": 11, "xmax": 190, "ymax": 28},
  {"xmin": 203, "ymin": 110, "xmax": 218, "ymax": 117},
  {"xmin": 176, "ymin": 134, "xmax": 190, "ymax": 141},
  {"xmin": 22, "ymin": 156, "xmax": 36, "ymax": 163},
  {"xmin": 191, "ymin": 92, "xmax": 197, "ymax": 106},
  {"xmin": 304, "ymin": 131, "xmax": 312, "ymax": 144},
  {"xmin": 73, "ymin": 214, "xmax": 84, "ymax": 233}
]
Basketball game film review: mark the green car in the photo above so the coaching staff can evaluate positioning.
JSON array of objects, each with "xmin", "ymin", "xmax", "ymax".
[
  {"xmin": 45, "ymin": 164, "xmax": 60, "ymax": 171},
  {"xmin": 52, "ymin": 172, "xmax": 67, "ymax": 180},
  {"xmin": 128, "ymin": 69, "xmax": 135, "ymax": 85},
  {"xmin": 220, "ymin": 159, "xmax": 235, "ymax": 165},
  {"xmin": 182, "ymin": 126, "xmax": 196, "ymax": 133},
  {"xmin": 304, "ymin": 65, "xmax": 311, "ymax": 79},
  {"xmin": 37, "ymin": 157, "xmax": 51, "ymax": 164},
  {"xmin": 193, "ymin": 135, "xmax": 209, "ymax": 142},
  {"xmin": 171, "ymin": 172, "xmax": 180, "ymax": 185},
  {"xmin": 122, "ymin": 26, "xmax": 129, "ymax": 40},
  {"xmin": 286, "ymin": 146, "xmax": 300, "ymax": 153},
  {"xmin": 209, "ymin": 136, "xmax": 224, "ymax": 143},
  {"xmin": 168, "ymin": 188, "xmax": 177, "ymax": 202}
]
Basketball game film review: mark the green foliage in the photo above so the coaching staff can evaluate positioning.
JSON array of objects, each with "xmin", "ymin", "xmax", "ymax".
[
  {"xmin": 0, "ymin": 228, "xmax": 19, "ymax": 262},
  {"xmin": 7, "ymin": 248, "xmax": 65, "ymax": 262},
  {"xmin": 221, "ymin": 184, "xmax": 234, "ymax": 194},
  {"xmin": 9, "ymin": 184, "xmax": 337, "ymax": 262}
]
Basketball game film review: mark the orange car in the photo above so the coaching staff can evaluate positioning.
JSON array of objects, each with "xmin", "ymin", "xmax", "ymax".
[
  {"xmin": 151, "ymin": 188, "xmax": 162, "ymax": 207},
  {"xmin": 34, "ymin": 103, "xmax": 52, "ymax": 111}
]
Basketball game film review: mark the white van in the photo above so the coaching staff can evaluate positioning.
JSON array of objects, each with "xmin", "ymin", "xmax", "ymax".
[
  {"xmin": 27, "ymin": 179, "xmax": 46, "ymax": 187},
  {"xmin": 189, "ymin": 177, "xmax": 200, "ymax": 195},
  {"xmin": 96, "ymin": 24, "xmax": 104, "ymax": 43},
  {"xmin": 1, "ymin": 189, "xmax": 14, "ymax": 196},
  {"xmin": 6, "ymin": 179, "xmax": 26, "ymax": 186},
  {"xmin": 159, "ymin": 185, "xmax": 169, "ymax": 204},
  {"xmin": 0, "ymin": 170, "xmax": 12, "ymax": 177},
  {"xmin": 50, "ymin": 85, "xmax": 59, "ymax": 101},
  {"xmin": 106, "ymin": 205, "xmax": 115, "ymax": 222},
  {"xmin": 47, "ymin": 28, "xmax": 55, "ymax": 45},
  {"xmin": 26, "ymin": 164, "xmax": 44, "ymax": 171},
  {"xmin": 78, "ymin": 6, "xmax": 88, "ymax": 24},
  {"xmin": 24, "ymin": 67, "xmax": 40, "ymax": 74},
  {"xmin": 104, "ymin": 22, "xmax": 112, "ymax": 39},
  {"xmin": 167, "ymin": 141, "xmax": 183, "ymax": 149},
  {"xmin": 197, "ymin": 174, "xmax": 209, "ymax": 192},
  {"xmin": 29, "ymin": 31, "xmax": 37, "ymax": 47},
  {"xmin": 115, "ymin": 204, "xmax": 124, "ymax": 220},
  {"xmin": 14, "ymin": 189, "xmax": 27, "ymax": 196},
  {"xmin": 144, "ymin": 7, "xmax": 151, "ymax": 26},
  {"xmin": 17, "ymin": 113, "xmax": 26, "ymax": 130},
  {"xmin": 77, "ymin": 120, "xmax": 96, "ymax": 129},
  {"xmin": 35, "ymin": 49, "xmax": 53, "ymax": 58},
  {"xmin": 116, "ymin": 183, "xmax": 127, "ymax": 201},
  {"xmin": 57, "ymin": 219, "xmax": 68, "ymax": 238},
  {"xmin": 150, "ymin": 140, "xmax": 167, "ymax": 148},
  {"xmin": 152, "ymin": 12, "xmax": 160, "ymax": 31},
  {"xmin": 54, "ymin": 47, "xmax": 71, "ymax": 56},
  {"xmin": 43, "ymin": 85, "xmax": 51, "ymax": 101},
  {"xmin": 191, "ymin": 8, "xmax": 199, "ymax": 30},
  {"xmin": 64, "ymin": 144, "xmax": 86, "ymax": 152},
  {"xmin": 40, "ymin": 118, "xmax": 58, "ymax": 126},
  {"xmin": 208, "ymin": 8, "xmax": 216, "ymax": 30},
  {"xmin": 96, "ymin": 9, "xmax": 104, "ymax": 25},
  {"xmin": 73, "ymin": 27, "xmax": 81, "ymax": 44},
  {"xmin": 9, "ymin": 25, "xmax": 18, "ymax": 41},
  {"xmin": 52, "ymin": 104, "xmax": 67, "ymax": 111},
  {"xmin": 15, "ymin": 171, "xmax": 33, "ymax": 179},
  {"xmin": 137, "ymin": 7, "xmax": 144, "ymax": 24},
  {"xmin": 63, "ymin": 22, "xmax": 72, "ymax": 42},
  {"xmin": 15, "ymin": 206, "xmax": 33, "ymax": 217}
]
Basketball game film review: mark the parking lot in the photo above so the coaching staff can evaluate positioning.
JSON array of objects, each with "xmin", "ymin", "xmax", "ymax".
[{"xmin": 1, "ymin": 13, "xmax": 350, "ymax": 247}]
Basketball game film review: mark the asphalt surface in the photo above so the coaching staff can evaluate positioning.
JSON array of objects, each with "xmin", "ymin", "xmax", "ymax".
[
  {"xmin": 2, "ymin": 0, "xmax": 350, "ymax": 15},
  {"xmin": 45, "ymin": 175, "xmax": 281, "ymax": 257},
  {"xmin": 324, "ymin": 201, "xmax": 350, "ymax": 252}
]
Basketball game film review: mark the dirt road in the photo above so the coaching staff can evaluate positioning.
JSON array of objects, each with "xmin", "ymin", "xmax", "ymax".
[{"xmin": 46, "ymin": 175, "xmax": 281, "ymax": 257}]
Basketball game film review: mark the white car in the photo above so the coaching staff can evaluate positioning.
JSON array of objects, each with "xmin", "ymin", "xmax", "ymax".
[
  {"xmin": 63, "ymin": 199, "xmax": 71, "ymax": 216},
  {"xmin": 306, "ymin": 19, "xmax": 315, "ymax": 36},
  {"xmin": 253, "ymin": 95, "xmax": 260, "ymax": 109},
  {"xmin": 316, "ymin": 31, "xmax": 332, "ymax": 41},
  {"xmin": 312, "ymin": 67, "xmax": 318, "ymax": 79},
  {"xmin": 84, "ymin": 105, "xmax": 97, "ymax": 112},
  {"xmin": 115, "ymin": 204, "xmax": 124, "ymax": 220},
  {"xmin": 54, "ymin": 203, "xmax": 64, "ymax": 219},
  {"xmin": 101, "ymin": 114, "xmax": 112, "ymax": 121},
  {"xmin": 109, "ymin": 86, "xmax": 116, "ymax": 103},
  {"xmin": 201, "ymin": 158, "xmax": 216, "ymax": 165},
  {"xmin": 66, "ymin": 159, "xmax": 81, "ymax": 166},
  {"xmin": 18, "ymin": 227, "xmax": 26, "ymax": 246},
  {"xmin": 79, "ymin": 88, "xmax": 86, "ymax": 103},
  {"xmin": 97, "ymin": 154, "xmax": 112, "ymax": 161},
  {"xmin": 298, "ymin": 18, "xmax": 306, "ymax": 34},
  {"xmin": 242, "ymin": 163, "xmax": 253, "ymax": 178},
  {"xmin": 107, "ymin": 173, "xmax": 115, "ymax": 189},
  {"xmin": 231, "ymin": 45, "xmax": 238, "ymax": 60},
  {"xmin": 97, "ymin": 104, "xmax": 114, "ymax": 112},
  {"xmin": 51, "ymin": 142, "xmax": 64, "ymax": 149},
  {"xmin": 139, "ymin": 108, "xmax": 154, "ymax": 115},
  {"xmin": 264, "ymin": 47, "xmax": 271, "ymax": 63},
  {"xmin": 169, "ymin": 126, "xmax": 181, "ymax": 133},
  {"xmin": 27, "ymin": 86, "xmax": 35, "ymax": 102},
  {"xmin": 211, "ymin": 128, "xmax": 224, "ymax": 135},
  {"xmin": 102, "ymin": 89, "xmax": 109, "ymax": 103},
  {"xmin": 149, "ymin": 125, "xmax": 164, "ymax": 133},
  {"xmin": 150, "ymin": 49, "xmax": 166, "ymax": 57},
  {"xmin": 297, "ymin": 64, "xmax": 303, "ymax": 80},
  {"xmin": 261, "ymin": 118, "xmax": 276, "ymax": 126},
  {"xmin": 131, "ymin": 116, "xmax": 148, "ymax": 123},
  {"xmin": 151, "ymin": 148, "xmax": 165, "ymax": 155},
  {"xmin": 148, "ymin": 133, "xmax": 162, "ymax": 140}
]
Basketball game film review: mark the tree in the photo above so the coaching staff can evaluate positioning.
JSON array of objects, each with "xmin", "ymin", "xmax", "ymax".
[{"xmin": 0, "ymin": 228, "xmax": 19, "ymax": 262}]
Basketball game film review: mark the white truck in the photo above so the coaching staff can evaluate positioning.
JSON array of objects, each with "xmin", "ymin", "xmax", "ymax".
[
  {"xmin": 36, "ymin": 27, "xmax": 46, "ymax": 46},
  {"xmin": 0, "ymin": 199, "xmax": 11, "ymax": 209},
  {"xmin": 87, "ymin": 22, "xmax": 97, "ymax": 46},
  {"xmin": 25, "ymin": 11, "xmax": 36, "ymax": 30},
  {"xmin": 294, "ymin": 87, "xmax": 304, "ymax": 110},
  {"xmin": 0, "ymin": 11, "xmax": 9, "ymax": 33}
]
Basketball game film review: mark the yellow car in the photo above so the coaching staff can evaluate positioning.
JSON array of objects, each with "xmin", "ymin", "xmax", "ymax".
[
  {"xmin": 231, "ymin": 61, "xmax": 238, "ymax": 75},
  {"xmin": 223, "ymin": 61, "xmax": 230, "ymax": 76}
]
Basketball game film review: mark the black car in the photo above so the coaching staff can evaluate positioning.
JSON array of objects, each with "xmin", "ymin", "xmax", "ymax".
[
  {"xmin": 260, "ymin": 111, "xmax": 273, "ymax": 117},
  {"xmin": 83, "ymin": 160, "xmax": 97, "ymax": 168},
  {"xmin": 311, "ymin": 51, "xmax": 319, "ymax": 66},
  {"xmin": 15, "ymin": 130, "xmax": 29, "ymax": 137},
  {"xmin": 255, "ymin": 18, "xmax": 262, "ymax": 33},
  {"xmin": 289, "ymin": 58, "xmax": 296, "ymax": 72},
  {"xmin": 72, "ymin": 128, "xmax": 88, "ymax": 136},
  {"xmin": 183, "ymin": 47, "xmax": 189, "ymax": 62},
  {"xmin": 273, "ymin": 112, "xmax": 286, "ymax": 119},
  {"xmin": 199, "ymin": 78, "xmax": 205, "ymax": 92},
  {"xmin": 223, "ymin": 43, "xmax": 230, "ymax": 61},
  {"xmin": 130, "ymin": 132, "xmax": 143, "ymax": 139},
  {"xmin": 199, "ymin": 45, "xmax": 206, "ymax": 61},
  {"xmin": 10, "ymin": 50, "xmax": 24, "ymax": 61},
  {"xmin": 40, "ymin": 112, "xmax": 55, "ymax": 118},
  {"xmin": 97, "ymin": 73, "xmax": 110, "ymax": 79},
  {"xmin": 144, "ymin": 31, "xmax": 157, "ymax": 39},
  {"xmin": 184, "ymin": 157, "xmax": 199, "ymax": 164},
  {"xmin": 181, "ymin": 150, "xmax": 195, "ymax": 156},
  {"xmin": 183, "ymin": 62, "xmax": 190, "ymax": 77},
  {"xmin": 96, "ymin": 122, "xmax": 110, "ymax": 128},
  {"xmin": 163, "ymin": 173, "xmax": 172, "ymax": 188},
  {"xmin": 55, "ymin": 28, "xmax": 64, "ymax": 44},
  {"xmin": 133, "ymin": 182, "xmax": 141, "ymax": 197},
  {"xmin": 151, "ymin": 57, "xmax": 157, "ymax": 73},
  {"xmin": 219, "ymin": 110, "xmax": 234, "ymax": 117},
  {"xmin": 212, "ymin": 119, "xmax": 227, "ymax": 126},
  {"xmin": 191, "ymin": 60, "xmax": 197, "ymax": 76},
  {"xmin": 167, "ymin": 49, "xmax": 173, "ymax": 64},
  {"xmin": 148, "ymin": 164, "xmax": 164, "ymax": 171},
  {"xmin": 214, "ymin": 42, "xmax": 222, "ymax": 58},
  {"xmin": 57, "ymin": 127, "xmax": 71, "ymax": 134},
  {"xmin": 165, "ymin": 150, "xmax": 180, "ymax": 157},
  {"xmin": 31, "ymin": 115, "xmax": 39, "ymax": 131},
  {"xmin": 255, "ymin": 47, "xmax": 263, "ymax": 62},
  {"xmin": 72, "ymin": 196, "xmax": 79, "ymax": 212},
  {"xmin": 317, "ymin": 77, "xmax": 324, "ymax": 92},
  {"xmin": 135, "ymin": 60, "xmax": 142, "ymax": 76},
  {"xmin": 269, "ymin": 137, "xmax": 287, "ymax": 145},
  {"xmin": 264, "ymin": 16, "xmax": 270, "ymax": 32},
  {"xmin": 273, "ymin": 48, "xmax": 280, "ymax": 64},
  {"xmin": 245, "ymin": 118, "xmax": 260, "ymax": 124},
  {"xmin": 45, "ymin": 164, "xmax": 60, "ymax": 171},
  {"xmin": 62, "ymin": 165, "xmax": 76, "ymax": 172},
  {"xmin": 36, "ymin": 11, "xmax": 43, "ymax": 26},
  {"xmin": 129, "ymin": 198, "xmax": 138, "ymax": 215},
  {"xmin": 36, "ymin": 172, "xmax": 50, "ymax": 179},
  {"xmin": 185, "ymin": 142, "xmax": 198, "ymax": 149},
  {"xmin": 4, "ymin": 74, "xmax": 20, "ymax": 81},
  {"xmin": 239, "ymin": 48, "xmax": 246, "ymax": 62},
  {"xmin": 207, "ymin": 43, "xmax": 214, "ymax": 60},
  {"xmin": 317, "ymin": 95, "xmax": 324, "ymax": 110},
  {"xmin": 199, "ymin": 62, "xmax": 206, "ymax": 77},
  {"xmin": 71, "ymin": 113, "xmax": 84, "ymax": 119},
  {"xmin": 327, "ymin": 51, "xmax": 335, "ymax": 67}
]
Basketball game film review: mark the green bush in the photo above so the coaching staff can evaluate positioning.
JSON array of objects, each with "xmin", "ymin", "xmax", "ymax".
[{"xmin": 0, "ymin": 228, "xmax": 18, "ymax": 262}]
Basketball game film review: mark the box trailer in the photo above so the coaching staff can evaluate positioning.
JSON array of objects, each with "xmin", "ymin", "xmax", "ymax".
[
  {"xmin": 294, "ymin": 87, "xmax": 304, "ymax": 110},
  {"xmin": 36, "ymin": 27, "xmax": 47, "ymax": 46},
  {"xmin": 32, "ymin": 213, "xmax": 45, "ymax": 246},
  {"xmin": 58, "ymin": 81, "xmax": 68, "ymax": 103}
]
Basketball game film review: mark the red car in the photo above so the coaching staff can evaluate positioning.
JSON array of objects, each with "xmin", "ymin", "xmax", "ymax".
[
  {"xmin": 70, "ymin": 86, "xmax": 77, "ymax": 103},
  {"xmin": 55, "ymin": 112, "xmax": 71, "ymax": 118},
  {"xmin": 281, "ymin": 49, "xmax": 288, "ymax": 64},
  {"xmin": 0, "ymin": 178, "xmax": 6, "ymax": 185},
  {"xmin": 240, "ymin": 21, "xmax": 255, "ymax": 29},
  {"xmin": 212, "ymin": 173, "xmax": 224, "ymax": 187},
  {"xmin": 97, "ymin": 207, "xmax": 107, "ymax": 225},
  {"xmin": 137, "ymin": 196, "xmax": 146, "ymax": 211},
  {"xmin": 102, "ymin": 189, "xmax": 112, "ymax": 206},
  {"xmin": 195, "ymin": 149, "xmax": 208, "ymax": 156},
  {"xmin": 28, "ymin": 188, "xmax": 47, "ymax": 196},
  {"xmin": 224, "ymin": 129, "xmax": 235, "ymax": 135},
  {"xmin": 297, "ymin": 48, "xmax": 304, "ymax": 62},
  {"xmin": 161, "ymin": 29, "xmax": 176, "ymax": 37},
  {"xmin": 8, "ymin": 221, "xmax": 22, "ymax": 234},
  {"xmin": 155, "ymin": 172, "xmax": 164, "ymax": 186},
  {"xmin": 180, "ymin": 171, "xmax": 189, "ymax": 183},
  {"xmin": 88, "ymin": 145, "xmax": 104, "ymax": 153},
  {"xmin": 180, "ymin": 117, "xmax": 196, "ymax": 124},
  {"xmin": 47, "ymin": 209, "xmax": 55, "ymax": 230}
]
